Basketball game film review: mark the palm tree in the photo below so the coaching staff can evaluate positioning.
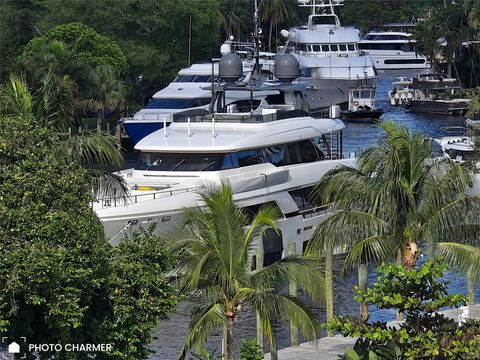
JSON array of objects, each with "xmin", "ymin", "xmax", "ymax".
[
  {"xmin": 260, "ymin": 0, "xmax": 289, "ymax": 52},
  {"xmin": 173, "ymin": 183, "xmax": 324, "ymax": 360},
  {"xmin": 307, "ymin": 122, "xmax": 480, "ymax": 323},
  {"xmin": 82, "ymin": 65, "xmax": 126, "ymax": 130},
  {"xmin": 0, "ymin": 74, "xmax": 127, "ymax": 199}
]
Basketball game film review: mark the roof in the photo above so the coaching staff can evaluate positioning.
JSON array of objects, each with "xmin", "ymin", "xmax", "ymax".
[
  {"xmin": 289, "ymin": 27, "xmax": 360, "ymax": 43},
  {"xmin": 135, "ymin": 117, "xmax": 345, "ymax": 153}
]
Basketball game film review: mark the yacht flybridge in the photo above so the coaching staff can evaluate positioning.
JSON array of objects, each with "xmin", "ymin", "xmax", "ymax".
[
  {"xmin": 94, "ymin": 53, "xmax": 356, "ymax": 263},
  {"xmin": 281, "ymin": 0, "xmax": 377, "ymax": 111}
]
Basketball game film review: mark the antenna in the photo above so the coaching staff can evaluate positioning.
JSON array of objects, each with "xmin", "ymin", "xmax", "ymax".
[{"xmin": 253, "ymin": 0, "xmax": 261, "ymax": 78}]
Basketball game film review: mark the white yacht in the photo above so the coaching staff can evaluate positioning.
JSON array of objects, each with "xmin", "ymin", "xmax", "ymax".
[
  {"xmin": 358, "ymin": 23, "xmax": 429, "ymax": 70},
  {"xmin": 281, "ymin": 0, "xmax": 377, "ymax": 111},
  {"xmin": 122, "ymin": 39, "xmax": 277, "ymax": 144},
  {"xmin": 94, "ymin": 54, "xmax": 356, "ymax": 262}
]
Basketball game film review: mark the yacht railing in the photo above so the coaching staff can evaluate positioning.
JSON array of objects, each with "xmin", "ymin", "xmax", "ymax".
[
  {"xmin": 94, "ymin": 186, "xmax": 198, "ymax": 209},
  {"xmin": 173, "ymin": 109, "xmax": 309, "ymax": 124}
]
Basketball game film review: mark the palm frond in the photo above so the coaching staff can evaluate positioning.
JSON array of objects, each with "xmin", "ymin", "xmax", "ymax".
[
  {"xmin": 251, "ymin": 254, "xmax": 325, "ymax": 303},
  {"xmin": 436, "ymin": 242, "xmax": 480, "ymax": 282},
  {"xmin": 177, "ymin": 303, "xmax": 225, "ymax": 360}
]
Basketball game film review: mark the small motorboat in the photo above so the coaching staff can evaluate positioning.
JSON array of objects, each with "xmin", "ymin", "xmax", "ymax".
[{"xmin": 341, "ymin": 86, "xmax": 384, "ymax": 122}]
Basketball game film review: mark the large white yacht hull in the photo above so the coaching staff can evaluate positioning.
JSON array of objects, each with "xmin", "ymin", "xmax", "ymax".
[
  {"xmin": 366, "ymin": 53, "xmax": 429, "ymax": 70},
  {"xmin": 301, "ymin": 76, "xmax": 377, "ymax": 110},
  {"xmin": 95, "ymin": 158, "xmax": 357, "ymax": 258}
]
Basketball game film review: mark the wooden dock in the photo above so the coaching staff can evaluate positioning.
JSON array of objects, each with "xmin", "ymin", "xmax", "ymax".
[{"xmin": 263, "ymin": 304, "xmax": 480, "ymax": 360}]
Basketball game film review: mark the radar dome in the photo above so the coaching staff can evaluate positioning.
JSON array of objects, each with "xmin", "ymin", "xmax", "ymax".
[
  {"xmin": 275, "ymin": 53, "xmax": 300, "ymax": 82},
  {"xmin": 280, "ymin": 29, "xmax": 289, "ymax": 38},
  {"xmin": 220, "ymin": 42, "xmax": 231, "ymax": 55},
  {"xmin": 219, "ymin": 53, "xmax": 242, "ymax": 82}
]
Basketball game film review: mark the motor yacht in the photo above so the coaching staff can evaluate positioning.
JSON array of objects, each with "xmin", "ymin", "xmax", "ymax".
[
  {"xmin": 281, "ymin": 0, "xmax": 377, "ymax": 111},
  {"xmin": 358, "ymin": 23, "xmax": 429, "ymax": 70},
  {"xmin": 94, "ymin": 53, "xmax": 356, "ymax": 263},
  {"xmin": 122, "ymin": 40, "xmax": 277, "ymax": 145},
  {"xmin": 340, "ymin": 86, "xmax": 384, "ymax": 122}
]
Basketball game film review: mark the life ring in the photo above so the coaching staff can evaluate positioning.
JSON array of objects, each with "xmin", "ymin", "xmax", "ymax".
[{"xmin": 353, "ymin": 100, "xmax": 359, "ymax": 107}]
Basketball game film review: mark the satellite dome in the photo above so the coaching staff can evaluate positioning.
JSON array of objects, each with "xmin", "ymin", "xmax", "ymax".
[
  {"xmin": 219, "ymin": 53, "xmax": 242, "ymax": 83},
  {"xmin": 275, "ymin": 53, "xmax": 300, "ymax": 82}
]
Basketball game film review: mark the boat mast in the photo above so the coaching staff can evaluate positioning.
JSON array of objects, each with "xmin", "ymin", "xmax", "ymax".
[{"xmin": 253, "ymin": 0, "xmax": 261, "ymax": 79}]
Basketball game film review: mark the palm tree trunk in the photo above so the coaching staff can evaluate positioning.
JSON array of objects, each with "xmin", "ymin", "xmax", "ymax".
[
  {"xmin": 358, "ymin": 263, "xmax": 368, "ymax": 321},
  {"xmin": 401, "ymin": 241, "xmax": 418, "ymax": 269},
  {"xmin": 325, "ymin": 244, "xmax": 334, "ymax": 336},
  {"xmin": 288, "ymin": 242, "xmax": 299, "ymax": 346},
  {"xmin": 256, "ymin": 246, "xmax": 264, "ymax": 348},
  {"xmin": 467, "ymin": 269, "xmax": 475, "ymax": 305},
  {"xmin": 225, "ymin": 317, "xmax": 234, "ymax": 360}
]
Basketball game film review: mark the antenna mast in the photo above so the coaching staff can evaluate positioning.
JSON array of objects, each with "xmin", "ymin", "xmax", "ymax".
[{"xmin": 253, "ymin": 0, "xmax": 261, "ymax": 78}]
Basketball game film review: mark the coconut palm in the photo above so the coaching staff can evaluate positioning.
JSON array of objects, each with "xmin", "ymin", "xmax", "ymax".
[
  {"xmin": 173, "ymin": 183, "xmax": 324, "ymax": 360},
  {"xmin": 82, "ymin": 65, "xmax": 126, "ymax": 130},
  {"xmin": 260, "ymin": 0, "xmax": 289, "ymax": 52},
  {"xmin": 307, "ymin": 122, "xmax": 480, "ymax": 322},
  {"xmin": 0, "ymin": 74, "xmax": 127, "ymax": 199}
]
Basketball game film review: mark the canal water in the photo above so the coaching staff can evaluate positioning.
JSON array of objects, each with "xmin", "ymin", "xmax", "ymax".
[{"xmin": 143, "ymin": 69, "xmax": 479, "ymax": 359}]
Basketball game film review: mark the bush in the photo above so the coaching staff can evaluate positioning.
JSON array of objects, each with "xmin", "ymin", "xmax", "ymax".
[
  {"xmin": 331, "ymin": 260, "xmax": 480, "ymax": 360},
  {"xmin": 239, "ymin": 338, "xmax": 263, "ymax": 360}
]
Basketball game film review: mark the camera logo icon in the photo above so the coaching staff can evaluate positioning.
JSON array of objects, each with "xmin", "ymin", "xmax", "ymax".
[{"xmin": 8, "ymin": 342, "xmax": 20, "ymax": 353}]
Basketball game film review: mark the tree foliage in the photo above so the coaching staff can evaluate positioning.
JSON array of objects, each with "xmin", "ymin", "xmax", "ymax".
[
  {"xmin": 173, "ymin": 183, "xmax": 323, "ymax": 360},
  {"xmin": 0, "ymin": 114, "xmax": 177, "ymax": 358},
  {"xmin": 332, "ymin": 261, "xmax": 480, "ymax": 360}
]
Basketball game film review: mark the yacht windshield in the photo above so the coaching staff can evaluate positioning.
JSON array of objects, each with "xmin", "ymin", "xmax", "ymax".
[
  {"xmin": 145, "ymin": 98, "xmax": 211, "ymax": 109},
  {"xmin": 135, "ymin": 153, "xmax": 223, "ymax": 171}
]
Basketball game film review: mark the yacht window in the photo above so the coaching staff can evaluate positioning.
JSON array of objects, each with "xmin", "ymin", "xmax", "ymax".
[
  {"xmin": 361, "ymin": 90, "xmax": 371, "ymax": 99},
  {"xmin": 145, "ymin": 98, "xmax": 211, "ymax": 109},
  {"xmin": 300, "ymin": 44, "xmax": 308, "ymax": 51},
  {"xmin": 339, "ymin": 44, "xmax": 347, "ymax": 51},
  {"xmin": 135, "ymin": 153, "xmax": 223, "ymax": 171},
  {"xmin": 179, "ymin": 75, "xmax": 195, "ymax": 82},
  {"xmin": 330, "ymin": 44, "xmax": 338, "ymax": 52},
  {"xmin": 289, "ymin": 186, "xmax": 315, "ymax": 211},
  {"xmin": 347, "ymin": 44, "xmax": 355, "ymax": 51},
  {"xmin": 363, "ymin": 34, "xmax": 378, "ymax": 40},
  {"xmin": 352, "ymin": 91, "xmax": 360, "ymax": 99},
  {"xmin": 308, "ymin": 45, "xmax": 313, "ymax": 52},
  {"xmin": 321, "ymin": 45, "xmax": 329, "ymax": 52},
  {"xmin": 312, "ymin": 45, "xmax": 321, "ymax": 52},
  {"xmin": 236, "ymin": 149, "xmax": 264, "ymax": 167},
  {"xmin": 173, "ymin": 76, "xmax": 182, "ymax": 82},
  {"xmin": 299, "ymin": 140, "xmax": 322, "ymax": 162},
  {"xmin": 193, "ymin": 75, "xmax": 210, "ymax": 82}
]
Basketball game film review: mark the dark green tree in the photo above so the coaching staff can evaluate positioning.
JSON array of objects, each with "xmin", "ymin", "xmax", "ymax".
[{"xmin": 0, "ymin": 114, "xmax": 177, "ymax": 358}]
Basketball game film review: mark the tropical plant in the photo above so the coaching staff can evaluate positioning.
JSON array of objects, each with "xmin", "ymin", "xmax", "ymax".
[
  {"xmin": 0, "ymin": 114, "xmax": 178, "ymax": 358},
  {"xmin": 0, "ymin": 74, "xmax": 127, "ymax": 199},
  {"xmin": 174, "ymin": 183, "xmax": 324, "ymax": 360},
  {"xmin": 239, "ymin": 338, "xmax": 263, "ymax": 360},
  {"xmin": 260, "ymin": 0, "xmax": 289, "ymax": 52},
  {"xmin": 332, "ymin": 261, "xmax": 480, "ymax": 360},
  {"xmin": 308, "ymin": 122, "xmax": 480, "ymax": 324}
]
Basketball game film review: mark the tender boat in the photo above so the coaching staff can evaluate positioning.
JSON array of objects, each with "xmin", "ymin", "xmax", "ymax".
[
  {"xmin": 281, "ymin": 0, "xmax": 377, "ymax": 111},
  {"xmin": 340, "ymin": 86, "xmax": 384, "ymax": 122},
  {"xmin": 389, "ymin": 73, "xmax": 470, "ymax": 115},
  {"xmin": 358, "ymin": 23, "xmax": 429, "ymax": 70},
  {"xmin": 94, "ymin": 53, "xmax": 356, "ymax": 263}
]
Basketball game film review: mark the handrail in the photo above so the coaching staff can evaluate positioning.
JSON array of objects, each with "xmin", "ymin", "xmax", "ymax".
[{"xmin": 94, "ymin": 186, "xmax": 198, "ymax": 209}]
